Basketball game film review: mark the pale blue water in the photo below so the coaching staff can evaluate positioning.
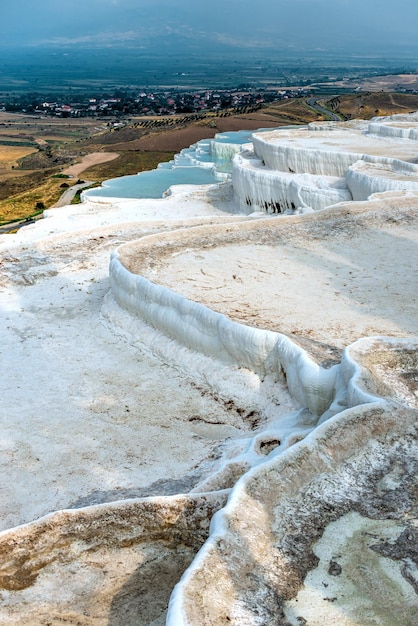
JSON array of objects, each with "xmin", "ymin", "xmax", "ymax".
[
  {"xmin": 87, "ymin": 167, "xmax": 220, "ymax": 199},
  {"xmin": 212, "ymin": 131, "xmax": 253, "ymax": 144},
  {"xmin": 84, "ymin": 129, "xmax": 269, "ymax": 200}
]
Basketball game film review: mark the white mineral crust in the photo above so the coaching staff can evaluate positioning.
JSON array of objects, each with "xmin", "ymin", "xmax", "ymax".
[{"xmin": 0, "ymin": 112, "xmax": 417, "ymax": 625}]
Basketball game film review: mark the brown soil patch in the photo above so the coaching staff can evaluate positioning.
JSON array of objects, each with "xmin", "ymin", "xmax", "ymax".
[
  {"xmin": 107, "ymin": 105, "xmax": 309, "ymax": 154},
  {"xmin": 63, "ymin": 152, "xmax": 119, "ymax": 178},
  {"xmin": 212, "ymin": 112, "xmax": 292, "ymax": 131},
  {"xmin": 110, "ymin": 124, "xmax": 219, "ymax": 152},
  {"xmin": 337, "ymin": 92, "xmax": 418, "ymax": 120}
]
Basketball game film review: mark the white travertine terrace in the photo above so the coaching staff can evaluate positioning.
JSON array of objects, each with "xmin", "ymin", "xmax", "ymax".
[
  {"xmin": 167, "ymin": 339, "xmax": 418, "ymax": 626},
  {"xmin": 0, "ymin": 112, "xmax": 417, "ymax": 625},
  {"xmin": 232, "ymin": 149, "xmax": 351, "ymax": 212},
  {"xmin": 368, "ymin": 120, "xmax": 418, "ymax": 140},
  {"xmin": 346, "ymin": 159, "xmax": 418, "ymax": 200},
  {"xmin": 252, "ymin": 124, "xmax": 418, "ymax": 173},
  {"xmin": 233, "ymin": 113, "xmax": 418, "ymax": 212},
  {"xmin": 110, "ymin": 242, "xmax": 339, "ymax": 418},
  {"xmin": 108, "ymin": 113, "xmax": 417, "ymax": 625},
  {"xmin": 210, "ymin": 138, "xmax": 246, "ymax": 163}
]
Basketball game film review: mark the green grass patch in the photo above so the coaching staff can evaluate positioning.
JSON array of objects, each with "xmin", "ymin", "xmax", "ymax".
[{"xmin": 0, "ymin": 139, "xmax": 37, "ymax": 147}]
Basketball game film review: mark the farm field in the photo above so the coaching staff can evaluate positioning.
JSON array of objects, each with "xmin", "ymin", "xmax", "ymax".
[{"xmin": 0, "ymin": 145, "xmax": 38, "ymax": 172}]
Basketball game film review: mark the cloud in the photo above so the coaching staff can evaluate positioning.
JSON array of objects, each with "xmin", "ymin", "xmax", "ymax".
[
  {"xmin": 1, "ymin": 0, "xmax": 418, "ymax": 51},
  {"xmin": 37, "ymin": 31, "xmax": 140, "ymax": 47}
]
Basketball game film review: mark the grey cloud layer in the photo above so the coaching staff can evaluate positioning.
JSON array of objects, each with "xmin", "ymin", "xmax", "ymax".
[{"xmin": 1, "ymin": 0, "xmax": 417, "ymax": 50}]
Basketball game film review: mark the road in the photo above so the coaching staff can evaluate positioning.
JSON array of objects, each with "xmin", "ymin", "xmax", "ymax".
[
  {"xmin": 306, "ymin": 98, "xmax": 341, "ymax": 121},
  {"xmin": 52, "ymin": 180, "xmax": 94, "ymax": 208}
]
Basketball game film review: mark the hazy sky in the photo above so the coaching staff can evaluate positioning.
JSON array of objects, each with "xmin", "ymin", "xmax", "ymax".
[{"xmin": 1, "ymin": 0, "xmax": 418, "ymax": 52}]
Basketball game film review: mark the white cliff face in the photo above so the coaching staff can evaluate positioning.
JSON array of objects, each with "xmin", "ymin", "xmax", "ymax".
[{"xmin": 232, "ymin": 150, "xmax": 352, "ymax": 213}]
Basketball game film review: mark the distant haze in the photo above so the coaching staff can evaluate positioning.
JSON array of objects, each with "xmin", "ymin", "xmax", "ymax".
[{"xmin": 1, "ymin": 0, "xmax": 418, "ymax": 55}]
